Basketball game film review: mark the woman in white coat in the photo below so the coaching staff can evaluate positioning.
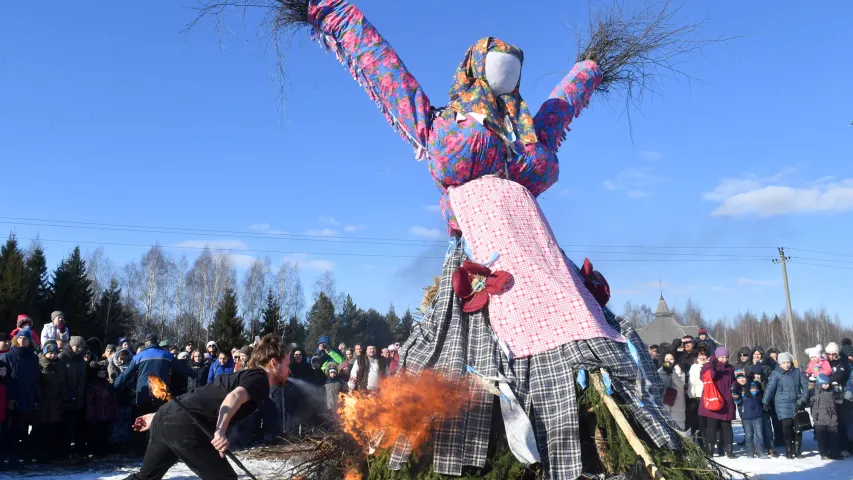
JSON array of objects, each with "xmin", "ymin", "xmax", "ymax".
[
  {"xmin": 658, "ymin": 352, "xmax": 687, "ymax": 431},
  {"xmin": 688, "ymin": 346, "xmax": 710, "ymax": 444}
]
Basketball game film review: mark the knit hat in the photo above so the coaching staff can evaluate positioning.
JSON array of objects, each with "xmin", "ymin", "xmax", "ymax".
[
  {"xmin": 749, "ymin": 382, "xmax": 761, "ymax": 396},
  {"xmin": 43, "ymin": 342, "xmax": 59, "ymax": 355},
  {"xmin": 805, "ymin": 344, "xmax": 823, "ymax": 359},
  {"xmin": 766, "ymin": 346, "xmax": 780, "ymax": 355},
  {"xmin": 159, "ymin": 340, "xmax": 170, "ymax": 347},
  {"xmin": 749, "ymin": 364, "xmax": 765, "ymax": 376},
  {"xmin": 843, "ymin": 345, "xmax": 853, "ymax": 358},
  {"xmin": 826, "ymin": 342, "xmax": 840, "ymax": 355},
  {"xmin": 843, "ymin": 338, "xmax": 853, "ymax": 347},
  {"xmin": 738, "ymin": 347, "xmax": 752, "ymax": 358},
  {"xmin": 118, "ymin": 337, "xmax": 129, "ymax": 345},
  {"xmin": 698, "ymin": 328, "xmax": 708, "ymax": 336},
  {"xmin": 144, "ymin": 333, "xmax": 159, "ymax": 344},
  {"xmin": 734, "ymin": 368, "xmax": 746, "ymax": 378},
  {"xmin": 0, "ymin": 332, "xmax": 9, "ymax": 342},
  {"xmin": 178, "ymin": 352, "xmax": 189, "ymax": 360},
  {"xmin": 778, "ymin": 352, "xmax": 794, "ymax": 364},
  {"xmin": 388, "ymin": 344, "xmax": 398, "ymax": 352},
  {"xmin": 105, "ymin": 344, "xmax": 116, "ymax": 352},
  {"xmin": 50, "ymin": 311, "xmax": 64, "ymax": 322},
  {"xmin": 16, "ymin": 314, "xmax": 32, "ymax": 328},
  {"xmin": 318, "ymin": 336, "xmax": 331, "ymax": 345},
  {"xmin": 15, "ymin": 326, "xmax": 33, "ymax": 339},
  {"xmin": 714, "ymin": 347, "xmax": 729, "ymax": 358},
  {"xmin": 69, "ymin": 336, "xmax": 86, "ymax": 349},
  {"xmin": 816, "ymin": 373, "xmax": 831, "ymax": 386},
  {"xmin": 206, "ymin": 340, "xmax": 217, "ymax": 348}
]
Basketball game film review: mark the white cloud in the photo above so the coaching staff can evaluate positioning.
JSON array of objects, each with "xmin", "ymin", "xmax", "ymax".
[
  {"xmin": 344, "ymin": 224, "xmax": 366, "ymax": 233},
  {"xmin": 283, "ymin": 253, "xmax": 335, "ymax": 272},
  {"xmin": 409, "ymin": 226, "xmax": 444, "ymax": 239},
  {"xmin": 424, "ymin": 204, "xmax": 442, "ymax": 214},
  {"xmin": 230, "ymin": 254, "xmax": 258, "ymax": 269},
  {"xmin": 172, "ymin": 240, "xmax": 249, "ymax": 250},
  {"xmin": 703, "ymin": 170, "xmax": 853, "ymax": 217},
  {"xmin": 736, "ymin": 278, "xmax": 776, "ymax": 286},
  {"xmin": 319, "ymin": 216, "xmax": 340, "ymax": 226},
  {"xmin": 639, "ymin": 150, "xmax": 662, "ymax": 161},
  {"xmin": 602, "ymin": 167, "xmax": 666, "ymax": 197},
  {"xmin": 247, "ymin": 223, "xmax": 287, "ymax": 234},
  {"xmin": 305, "ymin": 228, "xmax": 339, "ymax": 237}
]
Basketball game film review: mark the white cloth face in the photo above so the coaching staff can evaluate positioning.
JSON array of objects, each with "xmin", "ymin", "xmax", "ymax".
[{"xmin": 485, "ymin": 51, "xmax": 521, "ymax": 96}]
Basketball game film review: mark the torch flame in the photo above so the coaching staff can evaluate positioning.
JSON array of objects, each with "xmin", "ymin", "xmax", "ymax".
[
  {"xmin": 343, "ymin": 469, "xmax": 361, "ymax": 480},
  {"xmin": 148, "ymin": 374, "xmax": 172, "ymax": 401},
  {"xmin": 337, "ymin": 371, "xmax": 471, "ymax": 456}
]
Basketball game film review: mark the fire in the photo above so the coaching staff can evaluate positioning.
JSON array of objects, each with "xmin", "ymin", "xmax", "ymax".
[
  {"xmin": 343, "ymin": 469, "xmax": 361, "ymax": 480},
  {"xmin": 337, "ymin": 370, "xmax": 470, "ymax": 455},
  {"xmin": 148, "ymin": 374, "xmax": 172, "ymax": 401}
]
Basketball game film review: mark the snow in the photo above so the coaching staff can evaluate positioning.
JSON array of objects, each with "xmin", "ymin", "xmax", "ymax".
[{"xmin": 2, "ymin": 424, "xmax": 852, "ymax": 479}]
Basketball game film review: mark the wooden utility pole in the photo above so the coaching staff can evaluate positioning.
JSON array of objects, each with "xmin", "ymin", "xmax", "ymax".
[{"xmin": 773, "ymin": 247, "xmax": 798, "ymax": 367}]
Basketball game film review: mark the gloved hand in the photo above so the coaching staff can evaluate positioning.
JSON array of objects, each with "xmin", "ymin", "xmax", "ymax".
[{"xmin": 762, "ymin": 403, "xmax": 771, "ymax": 412}]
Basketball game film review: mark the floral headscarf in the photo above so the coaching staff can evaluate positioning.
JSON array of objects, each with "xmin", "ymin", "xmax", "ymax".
[{"xmin": 447, "ymin": 37, "xmax": 537, "ymax": 148}]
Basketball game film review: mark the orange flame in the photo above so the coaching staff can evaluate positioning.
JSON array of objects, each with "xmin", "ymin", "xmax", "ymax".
[
  {"xmin": 337, "ymin": 371, "xmax": 471, "ymax": 455},
  {"xmin": 148, "ymin": 374, "xmax": 172, "ymax": 401},
  {"xmin": 343, "ymin": 469, "xmax": 361, "ymax": 480}
]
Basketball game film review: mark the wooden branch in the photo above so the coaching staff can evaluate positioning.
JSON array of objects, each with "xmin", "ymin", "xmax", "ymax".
[{"xmin": 591, "ymin": 374, "xmax": 665, "ymax": 480}]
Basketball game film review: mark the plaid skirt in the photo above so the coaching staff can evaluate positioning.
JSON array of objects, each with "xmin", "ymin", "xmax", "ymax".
[{"xmin": 392, "ymin": 239, "xmax": 681, "ymax": 479}]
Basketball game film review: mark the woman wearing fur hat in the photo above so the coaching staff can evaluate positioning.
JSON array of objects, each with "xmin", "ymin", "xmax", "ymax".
[
  {"xmin": 806, "ymin": 344, "xmax": 832, "ymax": 381},
  {"xmin": 763, "ymin": 352, "xmax": 809, "ymax": 459}
]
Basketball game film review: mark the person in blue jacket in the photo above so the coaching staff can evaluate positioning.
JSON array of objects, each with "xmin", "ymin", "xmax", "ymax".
[
  {"xmin": 0, "ymin": 327, "xmax": 39, "ymax": 464},
  {"xmin": 208, "ymin": 350, "xmax": 235, "ymax": 383},
  {"xmin": 113, "ymin": 333, "xmax": 197, "ymax": 456},
  {"xmin": 763, "ymin": 351, "xmax": 809, "ymax": 459}
]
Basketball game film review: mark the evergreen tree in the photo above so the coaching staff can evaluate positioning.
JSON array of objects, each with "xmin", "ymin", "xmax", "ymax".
[
  {"xmin": 398, "ymin": 308, "xmax": 415, "ymax": 342},
  {"xmin": 385, "ymin": 303, "xmax": 401, "ymax": 342},
  {"xmin": 282, "ymin": 315, "xmax": 307, "ymax": 347},
  {"xmin": 93, "ymin": 279, "xmax": 132, "ymax": 343},
  {"xmin": 306, "ymin": 292, "xmax": 337, "ymax": 349},
  {"xmin": 0, "ymin": 234, "xmax": 30, "ymax": 332},
  {"xmin": 209, "ymin": 288, "xmax": 245, "ymax": 352},
  {"xmin": 24, "ymin": 244, "xmax": 50, "ymax": 325},
  {"xmin": 359, "ymin": 307, "xmax": 393, "ymax": 349},
  {"xmin": 337, "ymin": 294, "xmax": 358, "ymax": 343},
  {"xmin": 260, "ymin": 289, "xmax": 282, "ymax": 337},
  {"xmin": 49, "ymin": 246, "xmax": 94, "ymax": 338}
]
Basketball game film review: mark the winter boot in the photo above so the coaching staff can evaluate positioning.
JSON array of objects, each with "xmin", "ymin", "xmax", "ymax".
[
  {"xmin": 785, "ymin": 441, "xmax": 795, "ymax": 459},
  {"xmin": 704, "ymin": 442, "xmax": 715, "ymax": 457},
  {"xmin": 794, "ymin": 439, "xmax": 804, "ymax": 459},
  {"xmin": 725, "ymin": 445, "xmax": 738, "ymax": 459}
]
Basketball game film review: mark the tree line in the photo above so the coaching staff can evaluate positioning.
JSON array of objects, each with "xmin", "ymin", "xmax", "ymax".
[
  {"xmin": 620, "ymin": 299, "xmax": 853, "ymax": 366},
  {"xmin": 0, "ymin": 233, "xmax": 415, "ymax": 353}
]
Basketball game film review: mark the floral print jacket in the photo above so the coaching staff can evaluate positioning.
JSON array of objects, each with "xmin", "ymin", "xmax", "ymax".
[{"xmin": 308, "ymin": 0, "xmax": 601, "ymax": 232}]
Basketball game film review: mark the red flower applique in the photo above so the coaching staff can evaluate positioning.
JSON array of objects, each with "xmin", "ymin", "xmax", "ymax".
[
  {"xmin": 452, "ymin": 261, "xmax": 511, "ymax": 313},
  {"xmin": 579, "ymin": 258, "xmax": 610, "ymax": 307}
]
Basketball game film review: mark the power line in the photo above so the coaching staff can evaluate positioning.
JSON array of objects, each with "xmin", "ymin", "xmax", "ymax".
[
  {"xmin": 788, "ymin": 248, "xmax": 853, "ymax": 259},
  {"xmin": 17, "ymin": 237, "xmax": 778, "ymax": 263},
  {"xmin": 791, "ymin": 261, "xmax": 853, "ymax": 271},
  {"xmin": 793, "ymin": 256, "xmax": 853, "ymax": 265},
  {"xmin": 2, "ymin": 216, "xmax": 778, "ymax": 252}
]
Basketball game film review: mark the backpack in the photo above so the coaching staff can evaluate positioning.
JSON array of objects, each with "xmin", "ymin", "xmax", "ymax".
[{"xmin": 702, "ymin": 369, "xmax": 724, "ymax": 412}]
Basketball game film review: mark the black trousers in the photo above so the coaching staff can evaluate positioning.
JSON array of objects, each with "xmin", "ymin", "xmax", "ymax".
[
  {"xmin": 32, "ymin": 422, "xmax": 62, "ymax": 461},
  {"xmin": 87, "ymin": 421, "xmax": 111, "ymax": 456},
  {"xmin": 770, "ymin": 406, "xmax": 785, "ymax": 446},
  {"xmin": 780, "ymin": 418, "xmax": 802, "ymax": 444},
  {"xmin": 61, "ymin": 409, "xmax": 87, "ymax": 456},
  {"xmin": 814, "ymin": 425, "xmax": 840, "ymax": 458},
  {"xmin": 4, "ymin": 411, "xmax": 33, "ymax": 461},
  {"xmin": 124, "ymin": 402, "xmax": 237, "ymax": 480},
  {"xmin": 132, "ymin": 401, "xmax": 165, "ymax": 456},
  {"xmin": 704, "ymin": 417, "xmax": 733, "ymax": 449}
]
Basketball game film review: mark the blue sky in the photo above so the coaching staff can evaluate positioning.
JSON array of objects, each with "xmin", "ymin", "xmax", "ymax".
[{"xmin": 2, "ymin": 1, "xmax": 851, "ymax": 324}]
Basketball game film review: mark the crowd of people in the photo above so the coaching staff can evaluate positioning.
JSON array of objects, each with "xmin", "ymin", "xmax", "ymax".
[
  {"xmin": 0, "ymin": 310, "xmax": 402, "ymax": 470},
  {"xmin": 649, "ymin": 327, "xmax": 853, "ymax": 461}
]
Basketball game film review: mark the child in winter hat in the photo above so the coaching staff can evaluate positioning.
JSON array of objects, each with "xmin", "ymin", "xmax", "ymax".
[{"xmin": 806, "ymin": 344, "xmax": 832, "ymax": 381}]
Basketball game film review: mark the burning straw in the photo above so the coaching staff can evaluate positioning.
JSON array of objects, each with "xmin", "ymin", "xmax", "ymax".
[{"xmin": 338, "ymin": 370, "xmax": 472, "ymax": 454}]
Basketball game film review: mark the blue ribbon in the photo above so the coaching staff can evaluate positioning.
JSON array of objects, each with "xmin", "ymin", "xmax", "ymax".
[{"xmin": 576, "ymin": 368, "xmax": 588, "ymax": 390}]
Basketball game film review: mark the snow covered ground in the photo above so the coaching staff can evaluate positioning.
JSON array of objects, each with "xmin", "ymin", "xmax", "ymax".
[{"xmin": 2, "ymin": 423, "xmax": 851, "ymax": 479}]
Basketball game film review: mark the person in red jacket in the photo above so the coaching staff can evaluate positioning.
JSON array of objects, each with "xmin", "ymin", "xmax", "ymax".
[{"xmin": 699, "ymin": 347, "xmax": 737, "ymax": 458}]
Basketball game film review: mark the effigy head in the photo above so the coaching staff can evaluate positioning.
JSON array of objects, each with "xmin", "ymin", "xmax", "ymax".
[{"xmin": 448, "ymin": 37, "xmax": 537, "ymax": 147}]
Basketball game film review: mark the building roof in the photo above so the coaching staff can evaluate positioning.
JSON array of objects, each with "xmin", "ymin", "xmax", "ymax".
[
  {"xmin": 638, "ymin": 294, "xmax": 701, "ymax": 346},
  {"xmin": 655, "ymin": 295, "xmax": 672, "ymax": 316}
]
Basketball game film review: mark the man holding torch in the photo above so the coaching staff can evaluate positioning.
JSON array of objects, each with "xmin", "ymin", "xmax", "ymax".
[{"xmin": 123, "ymin": 336, "xmax": 291, "ymax": 480}]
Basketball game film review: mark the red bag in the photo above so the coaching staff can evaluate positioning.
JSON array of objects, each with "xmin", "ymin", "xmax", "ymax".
[{"xmin": 701, "ymin": 369, "xmax": 724, "ymax": 412}]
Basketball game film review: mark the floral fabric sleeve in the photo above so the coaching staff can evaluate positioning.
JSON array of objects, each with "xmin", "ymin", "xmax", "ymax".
[
  {"xmin": 308, "ymin": 0, "xmax": 432, "ymax": 158},
  {"xmin": 533, "ymin": 60, "xmax": 602, "ymax": 152}
]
